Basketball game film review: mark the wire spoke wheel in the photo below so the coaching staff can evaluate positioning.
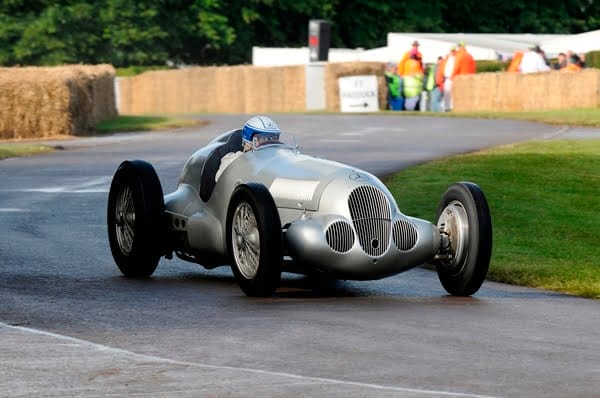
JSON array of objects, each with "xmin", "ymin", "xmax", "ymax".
[
  {"xmin": 107, "ymin": 160, "xmax": 165, "ymax": 278},
  {"xmin": 232, "ymin": 202, "xmax": 261, "ymax": 279},
  {"xmin": 227, "ymin": 183, "xmax": 282, "ymax": 297},
  {"xmin": 115, "ymin": 185, "xmax": 135, "ymax": 255}
]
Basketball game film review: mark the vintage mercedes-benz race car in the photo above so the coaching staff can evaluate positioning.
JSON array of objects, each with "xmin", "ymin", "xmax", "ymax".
[{"xmin": 107, "ymin": 119, "xmax": 492, "ymax": 297}]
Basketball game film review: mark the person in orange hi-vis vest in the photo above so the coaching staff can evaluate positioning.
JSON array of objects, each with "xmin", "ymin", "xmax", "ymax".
[
  {"xmin": 397, "ymin": 40, "xmax": 423, "ymax": 76},
  {"xmin": 452, "ymin": 41, "xmax": 476, "ymax": 78},
  {"xmin": 403, "ymin": 54, "xmax": 425, "ymax": 110}
]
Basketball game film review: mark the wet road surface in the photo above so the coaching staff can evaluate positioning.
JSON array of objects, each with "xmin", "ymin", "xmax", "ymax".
[{"xmin": 1, "ymin": 115, "xmax": 598, "ymax": 397}]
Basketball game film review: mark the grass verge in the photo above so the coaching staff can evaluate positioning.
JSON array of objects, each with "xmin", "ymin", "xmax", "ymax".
[
  {"xmin": 386, "ymin": 139, "xmax": 600, "ymax": 299},
  {"xmin": 0, "ymin": 144, "xmax": 54, "ymax": 160},
  {"xmin": 449, "ymin": 108, "xmax": 600, "ymax": 127},
  {"xmin": 386, "ymin": 107, "xmax": 600, "ymax": 127},
  {"xmin": 96, "ymin": 115, "xmax": 203, "ymax": 134}
]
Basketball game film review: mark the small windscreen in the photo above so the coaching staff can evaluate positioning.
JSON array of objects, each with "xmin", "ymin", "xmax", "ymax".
[{"xmin": 253, "ymin": 133, "xmax": 281, "ymax": 148}]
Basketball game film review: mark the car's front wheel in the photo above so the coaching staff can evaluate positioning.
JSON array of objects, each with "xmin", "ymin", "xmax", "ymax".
[
  {"xmin": 107, "ymin": 160, "xmax": 165, "ymax": 277},
  {"xmin": 226, "ymin": 183, "xmax": 282, "ymax": 296},
  {"xmin": 434, "ymin": 182, "xmax": 492, "ymax": 296}
]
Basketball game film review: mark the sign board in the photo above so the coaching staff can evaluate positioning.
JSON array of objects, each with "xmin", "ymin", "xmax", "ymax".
[{"xmin": 338, "ymin": 75, "xmax": 379, "ymax": 112}]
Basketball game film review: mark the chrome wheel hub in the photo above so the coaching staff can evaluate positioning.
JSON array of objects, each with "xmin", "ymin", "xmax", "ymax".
[{"xmin": 437, "ymin": 200, "xmax": 469, "ymax": 272}]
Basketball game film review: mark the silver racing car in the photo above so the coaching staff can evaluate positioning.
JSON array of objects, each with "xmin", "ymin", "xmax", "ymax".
[{"xmin": 107, "ymin": 116, "xmax": 492, "ymax": 296}]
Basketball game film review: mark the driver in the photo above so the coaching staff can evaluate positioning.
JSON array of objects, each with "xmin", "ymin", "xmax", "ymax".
[
  {"xmin": 242, "ymin": 115, "xmax": 281, "ymax": 151},
  {"xmin": 215, "ymin": 116, "xmax": 281, "ymax": 181}
]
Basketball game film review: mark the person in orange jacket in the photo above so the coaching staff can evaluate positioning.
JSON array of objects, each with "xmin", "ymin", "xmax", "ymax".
[
  {"xmin": 507, "ymin": 51, "xmax": 523, "ymax": 72},
  {"xmin": 436, "ymin": 50, "xmax": 453, "ymax": 91},
  {"xmin": 561, "ymin": 54, "xmax": 583, "ymax": 71},
  {"xmin": 397, "ymin": 40, "xmax": 423, "ymax": 77},
  {"xmin": 452, "ymin": 41, "xmax": 476, "ymax": 78}
]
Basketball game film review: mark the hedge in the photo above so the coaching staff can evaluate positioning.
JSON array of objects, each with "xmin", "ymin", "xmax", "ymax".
[
  {"xmin": 476, "ymin": 60, "xmax": 509, "ymax": 73},
  {"xmin": 586, "ymin": 51, "xmax": 600, "ymax": 69}
]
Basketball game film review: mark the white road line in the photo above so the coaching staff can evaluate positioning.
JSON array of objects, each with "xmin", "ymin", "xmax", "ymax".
[
  {"xmin": 340, "ymin": 127, "xmax": 407, "ymax": 136},
  {"xmin": 71, "ymin": 176, "xmax": 112, "ymax": 188},
  {"xmin": 0, "ymin": 208, "xmax": 28, "ymax": 212},
  {"xmin": 1, "ymin": 177, "xmax": 110, "ymax": 194},
  {"xmin": 2, "ymin": 322, "xmax": 500, "ymax": 398},
  {"xmin": 543, "ymin": 126, "xmax": 570, "ymax": 139},
  {"xmin": 318, "ymin": 139, "xmax": 361, "ymax": 143},
  {"xmin": 14, "ymin": 188, "xmax": 108, "ymax": 193}
]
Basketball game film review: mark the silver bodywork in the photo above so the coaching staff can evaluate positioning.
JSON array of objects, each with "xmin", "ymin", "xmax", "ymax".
[{"xmin": 164, "ymin": 131, "xmax": 442, "ymax": 280}]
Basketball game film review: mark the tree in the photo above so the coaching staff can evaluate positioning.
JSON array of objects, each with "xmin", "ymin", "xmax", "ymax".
[{"xmin": 0, "ymin": 0, "xmax": 598, "ymax": 66}]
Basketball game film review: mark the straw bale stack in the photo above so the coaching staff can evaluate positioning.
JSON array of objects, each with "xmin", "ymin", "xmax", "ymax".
[
  {"xmin": 0, "ymin": 65, "xmax": 116, "ymax": 139},
  {"xmin": 118, "ymin": 65, "xmax": 306, "ymax": 115},
  {"xmin": 453, "ymin": 69, "xmax": 600, "ymax": 112},
  {"xmin": 324, "ymin": 62, "xmax": 386, "ymax": 111}
]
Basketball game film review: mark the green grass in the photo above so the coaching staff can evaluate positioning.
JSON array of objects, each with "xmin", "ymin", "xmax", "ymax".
[
  {"xmin": 0, "ymin": 144, "xmax": 54, "ymax": 160},
  {"xmin": 384, "ymin": 107, "xmax": 600, "ymax": 127},
  {"xmin": 96, "ymin": 115, "xmax": 203, "ymax": 133},
  {"xmin": 450, "ymin": 108, "xmax": 600, "ymax": 127},
  {"xmin": 386, "ymin": 139, "xmax": 600, "ymax": 299}
]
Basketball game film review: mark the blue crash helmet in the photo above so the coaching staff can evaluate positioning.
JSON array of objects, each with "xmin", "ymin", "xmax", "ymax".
[{"xmin": 242, "ymin": 116, "xmax": 281, "ymax": 148}]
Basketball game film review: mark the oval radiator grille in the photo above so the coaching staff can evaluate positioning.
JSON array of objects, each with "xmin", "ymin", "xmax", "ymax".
[
  {"xmin": 325, "ymin": 221, "xmax": 355, "ymax": 253},
  {"xmin": 393, "ymin": 219, "xmax": 418, "ymax": 251},
  {"xmin": 348, "ymin": 185, "xmax": 391, "ymax": 257}
]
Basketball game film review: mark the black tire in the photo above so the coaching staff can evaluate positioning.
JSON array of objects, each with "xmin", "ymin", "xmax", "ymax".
[
  {"xmin": 226, "ymin": 183, "xmax": 282, "ymax": 296},
  {"xmin": 434, "ymin": 182, "xmax": 492, "ymax": 296},
  {"xmin": 107, "ymin": 160, "xmax": 165, "ymax": 277}
]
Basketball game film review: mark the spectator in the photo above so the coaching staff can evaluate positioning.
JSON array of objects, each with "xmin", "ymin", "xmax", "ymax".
[
  {"xmin": 441, "ymin": 45, "xmax": 456, "ymax": 111},
  {"xmin": 429, "ymin": 56, "xmax": 444, "ymax": 112},
  {"xmin": 577, "ymin": 53, "xmax": 586, "ymax": 68},
  {"xmin": 535, "ymin": 46, "xmax": 550, "ymax": 70},
  {"xmin": 402, "ymin": 54, "xmax": 424, "ymax": 111},
  {"xmin": 398, "ymin": 40, "xmax": 423, "ymax": 77},
  {"xmin": 384, "ymin": 62, "xmax": 403, "ymax": 111},
  {"xmin": 452, "ymin": 41, "xmax": 476, "ymax": 77},
  {"xmin": 553, "ymin": 53, "xmax": 567, "ymax": 70},
  {"xmin": 519, "ymin": 44, "xmax": 550, "ymax": 73},
  {"xmin": 561, "ymin": 54, "xmax": 583, "ymax": 72},
  {"xmin": 507, "ymin": 51, "xmax": 523, "ymax": 72},
  {"xmin": 566, "ymin": 50, "xmax": 573, "ymax": 61}
]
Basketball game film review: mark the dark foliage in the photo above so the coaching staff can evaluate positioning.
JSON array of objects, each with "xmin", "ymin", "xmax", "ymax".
[{"xmin": 0, "ymin": 0, "xmax": 598, "ymax": 66}]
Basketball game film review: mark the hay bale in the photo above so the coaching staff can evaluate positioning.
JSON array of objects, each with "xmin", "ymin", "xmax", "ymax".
[
  {"xmin": 191, "ymin": 66, "xmax": 213, "ymax": 112},
  {"xmin": 453, "ymin": 68, "xmax": 600, "ymax": 112},
  {"xmin": 118, "ymin": 65, "xmax": 306, "ymax": 115},
  {"xmin": 244, "ymin": 65, "xmax": 305, "ymax": 113},
  {"xmin": 324, "ymin": 62, "xmax": 386, "ymax": 111},
  {"xmin": 282, "ymin": 65, "xmax": 306, "ymax": 111},
  {"xmin": 0, "ymin": 65, "xmax": 116, "ymax": 139}
]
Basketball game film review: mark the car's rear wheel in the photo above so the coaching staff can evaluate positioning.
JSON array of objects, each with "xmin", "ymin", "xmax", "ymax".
[
  {"xmin": 227, "ymin": 183, "xmax": 282, "ymax": 296},
  {"xmin": 107, "ymin": 160, "xmax": 165, "ymax": 277},
  {"xmin": 434, "ymin": 182, "xmax": 492, "ymax": 296}
]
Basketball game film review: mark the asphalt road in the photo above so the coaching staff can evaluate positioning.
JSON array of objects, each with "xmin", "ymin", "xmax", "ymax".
[{"xmin": 1, "ymin": 115, "xmax": 599, "ymax": 397}]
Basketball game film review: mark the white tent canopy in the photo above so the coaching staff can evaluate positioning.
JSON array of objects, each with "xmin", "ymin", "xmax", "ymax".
[
  {"xmin": 540, "ymin": 29, "xmax": 600, "ymax": 56},
  {"xmin": 387, "ymin": 31, "xmax": 600, "ymax": 62},
  {"xmin": 252, "ymin": 30, "xmax": 600, "ymax": 66}
]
